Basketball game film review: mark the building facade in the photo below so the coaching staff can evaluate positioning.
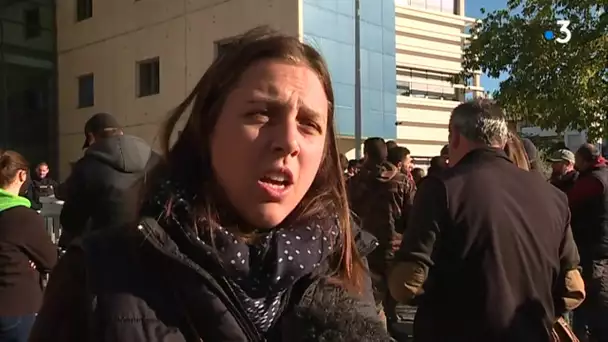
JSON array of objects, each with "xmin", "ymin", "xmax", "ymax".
[
  {"xmin": 0, "ymin": 0, "xmax": 57, "ymax": 168},
  {"xmin": 55, "ymin": 0, "xmax": 479, "ymax": 178},
  {"xmin": 393, "ymin": 0, "xmax": 482, "ymax": 163},
  {"xmin": 302, "ymin": 0, "xmax": 398, "ymax": 155}
]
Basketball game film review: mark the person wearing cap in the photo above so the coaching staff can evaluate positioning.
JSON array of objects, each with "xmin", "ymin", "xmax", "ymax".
[
  {"xmin": 567, "ymin": 143, "xmax": 608, "ymax": 341},
  {"xmin": 549, "ymin": 149, "xmax": 578, "ymax": 193},
  {"xmin": 56, "ymin": 113, "xmax": 160, "ymax": 248}
]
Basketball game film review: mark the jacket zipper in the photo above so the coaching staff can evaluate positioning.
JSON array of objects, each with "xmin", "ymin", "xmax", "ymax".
[{"xmin": 142, "ymin": 220, "xmax": 263, "ymax": 341}]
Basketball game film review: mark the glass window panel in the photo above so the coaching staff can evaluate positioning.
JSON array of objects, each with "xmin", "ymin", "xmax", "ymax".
[
  {"xmin": 334, "ymin": 83, "xmax": 356, "ymax": 108},
  {"xmin": 336, "ymin": 14, "xmax": 355, "ymax": 44},
  {"xmin": 426, "ymin": 0, "xmax": 442, "ymax": 12},
  {"xmin": 335, "ymin": 106, "xmax": 355, "ymax": 136},
  {"xmin": 360, "ymin": 22, "xmax": 383, "ymax": 52},
  {"xmin": 367, "ymin": 51, "xmax": 384, "ymax": 90},
  {"xmin": 337, "ymin": 0, "xmax": 355, "ymax": 17},
  {"xmin": 360, "ymin": 0, "xmax": 382, "ymax": 24},
  {"xmin": 409, "ymin": 0, "xmax": 427, "ymax": 10},
  {"xmin": 441, "ymin": 0, "xmax": 455, "ymax": 14}
]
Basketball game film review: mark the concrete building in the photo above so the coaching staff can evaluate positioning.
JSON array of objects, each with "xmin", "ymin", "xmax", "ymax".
[
  {"xmin": 56, "ymin": 0, "xmax": 401, "ymax": 179},
  {"xmin": 392, "ymin": 0, "xmax": 482, "ymax": 163},
  {"xmin": 49, "ymin": 0, "xmax": 480, "ymax": 178}
]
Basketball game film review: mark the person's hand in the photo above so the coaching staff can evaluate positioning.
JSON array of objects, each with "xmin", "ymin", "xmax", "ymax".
[{"xmin": 29, "ymin": 260, "xmax": 36, "ymax": 270}]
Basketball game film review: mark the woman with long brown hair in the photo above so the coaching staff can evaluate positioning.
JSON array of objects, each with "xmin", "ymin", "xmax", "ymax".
[
  {"xmin": 30, "ymin": 27, "xmax": 389, "ymax": 341},
  {"xmin": 504, "ymin": 131, "xmax": 531, "ymax": 171}
]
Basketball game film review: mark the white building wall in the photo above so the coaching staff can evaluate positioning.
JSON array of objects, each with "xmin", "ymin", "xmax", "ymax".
[{"xmin": 56, "ymin": 0, "xmax": 300, "ymax": 179}]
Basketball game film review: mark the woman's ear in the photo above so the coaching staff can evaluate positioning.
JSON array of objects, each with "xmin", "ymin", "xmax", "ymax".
[{"xmin": 18, "ymin": 169, "xmax": 28, "ymax": 183}]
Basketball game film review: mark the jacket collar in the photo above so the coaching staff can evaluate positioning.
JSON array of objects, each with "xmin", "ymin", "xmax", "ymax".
[{"xmin": 454, "ymin": 147, "xmax": 512, "ymax": 168}]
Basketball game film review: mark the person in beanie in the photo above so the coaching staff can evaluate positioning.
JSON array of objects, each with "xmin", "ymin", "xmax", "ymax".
[
  {"xmin": 56, "ymin": 113, "xmax": 160, "ymax": 247},
  {"xmin": 549, "ymin": 149, "xmax": 578, "ymax": 193}
]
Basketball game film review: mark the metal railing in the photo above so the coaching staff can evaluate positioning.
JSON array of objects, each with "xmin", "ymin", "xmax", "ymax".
[{"xmin": 38, "ymin": 196, "xmax": 63, "ymax": 244}]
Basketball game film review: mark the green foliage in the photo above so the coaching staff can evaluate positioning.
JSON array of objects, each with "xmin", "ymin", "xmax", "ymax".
[{"xmin": 463, "ymin": 0, "xmax": 608, "ymax": 140}]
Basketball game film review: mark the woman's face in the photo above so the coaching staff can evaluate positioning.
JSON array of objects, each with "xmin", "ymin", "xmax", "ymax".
[{"xmin": 210, "ymin": 59, "xmax": 329, "ymax": 229}]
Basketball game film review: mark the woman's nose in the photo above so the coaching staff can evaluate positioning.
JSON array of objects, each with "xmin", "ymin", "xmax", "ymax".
[{"xmin": 270, "ymin": 119, "xmax": 301, "ymax": 157}]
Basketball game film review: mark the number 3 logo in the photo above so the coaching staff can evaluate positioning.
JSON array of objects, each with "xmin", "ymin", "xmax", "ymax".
[{"xmin": 556, "ymin": 20, "xmax": 572, "ymax": 44}]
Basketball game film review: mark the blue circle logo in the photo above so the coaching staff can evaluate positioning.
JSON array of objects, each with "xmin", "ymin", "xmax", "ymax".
[{"xmin": 544, "ymin": 30, "xmax": 555, "ymax": 40}]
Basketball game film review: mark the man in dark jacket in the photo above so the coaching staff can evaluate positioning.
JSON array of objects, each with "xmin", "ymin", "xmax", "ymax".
[
  {"xmin": 57, "ymin": 113, "xmax": 160, "ymax": 247},
  {"xmin": 568, "ymin": 143, "xmax": 608, "ymax": 341},
  {"xmin": 31, "ymin": 162, "xmax": 59, "ymax": 197},
  {"xmin": 347, "ymin": 137, "xmax": 415, "ymax": 331},
  {"xmin": 549, "ymin": 149, "xmax": 578, "ymax": 193},
  {"xmin": 389, "ymin": 99, "xmax": 585, "ymax": 341}
]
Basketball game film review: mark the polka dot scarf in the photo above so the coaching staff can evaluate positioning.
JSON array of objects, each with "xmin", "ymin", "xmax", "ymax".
[{"xmin": 145, "ymin": 180, "xmax": 342, "ymax": 333}]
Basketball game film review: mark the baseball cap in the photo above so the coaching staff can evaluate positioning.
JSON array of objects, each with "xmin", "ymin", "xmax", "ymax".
[
  {"xmin": 82, "ymin": 113, "xmax": 120, "ymax": 149},
  {"xmin": 548, "ymin": 149, "xmax": 575, "ymax": 163}
]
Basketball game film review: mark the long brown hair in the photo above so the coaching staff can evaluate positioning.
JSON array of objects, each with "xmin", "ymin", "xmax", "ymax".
[
  {"xmin": 0, "ymin": 150, "xmax": 29, "ymax": 188},
  {"xmin": 504, "ymin": 131, "xmax": 530, "ymax": 171},
  {"xmin": 154, "ymin": 26, "xmax": 365, "ymax": 293}
]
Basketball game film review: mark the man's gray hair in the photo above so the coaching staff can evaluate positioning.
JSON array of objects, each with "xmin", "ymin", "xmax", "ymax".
[{"xmin": 450, "ymin": 99, "xmax": 508, "ymax": 146}]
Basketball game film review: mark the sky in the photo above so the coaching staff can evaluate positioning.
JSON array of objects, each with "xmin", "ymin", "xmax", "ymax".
[{"xmin": 464, "ymin": 0, "xmax": 509, "ymax": 92}]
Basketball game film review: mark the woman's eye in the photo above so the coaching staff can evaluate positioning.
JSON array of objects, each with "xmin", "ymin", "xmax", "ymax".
[
  {"xmin": 248, "ymin": 112, "xmax": 269, "ymax": 122},
  {"xmin": 300, "ymin": 120, "xmax": 321, "ymax": 133}
]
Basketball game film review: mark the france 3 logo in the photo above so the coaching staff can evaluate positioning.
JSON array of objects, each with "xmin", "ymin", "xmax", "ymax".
[{"xmin": 543, "ymin": 20, "xmax": 572, "ymax": 44}]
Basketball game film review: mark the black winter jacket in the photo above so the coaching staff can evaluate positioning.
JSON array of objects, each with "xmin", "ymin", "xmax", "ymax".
[{"xmin": 30, "ymin": 217, "xmax": 390, "ymax": 342}]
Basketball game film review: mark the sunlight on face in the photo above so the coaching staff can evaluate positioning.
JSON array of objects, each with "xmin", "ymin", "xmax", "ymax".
[{"xmin": 210, "ymin": 60, "xmax": 329, "ymax": 229}]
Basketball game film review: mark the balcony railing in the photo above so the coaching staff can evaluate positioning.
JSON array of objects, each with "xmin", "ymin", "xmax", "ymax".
[{"xmin": 397, "ymin": 81, "xmax": 459, "ymax": 101}]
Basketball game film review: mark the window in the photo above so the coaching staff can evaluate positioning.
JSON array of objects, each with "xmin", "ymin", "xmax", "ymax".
[
  {"xmin": 406, "ymin": 0, "xmax": 456, "ymax": 14},
  {"xmin": 24, "ymin": 8, "xmax": 41, "ymax": 39},
  {"xmin": 397, "ymin": 67, "xmax": 457, "ymax": 100},
  {"xmin": 78, "ymin": 74, "xmax": 94, "ymax": 108},
  {"xmin": 137, "ymin": 58, "xmax": 160, "ymax": 97},
  {"xmin": 76, "ymin": 0, "xmax": 92, "ymax": 21}
]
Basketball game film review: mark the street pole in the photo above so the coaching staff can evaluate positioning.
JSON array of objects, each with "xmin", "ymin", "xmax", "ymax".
[{"xmin": 354, "ymin": 0, "xmax": 362, "ymax": 159}]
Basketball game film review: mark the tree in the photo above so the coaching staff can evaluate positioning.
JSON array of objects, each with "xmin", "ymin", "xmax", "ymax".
[{"xmin": 462, "ymin": 0, "xmax": 608, "ymax": 140}]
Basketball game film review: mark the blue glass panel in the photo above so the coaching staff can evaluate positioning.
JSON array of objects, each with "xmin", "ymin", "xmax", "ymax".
[
  {"xmin": 360, "ymin": 0, "xmax": 382, "ymax": 25},
  {"xmin": 335, "ymin": 42, "xmax": 355, "ymax": 85},
  {"xmin": 303, "ymin": 0, "xmax": 396, "ymax": 138},
  {"xmin": 382, "ymin": 28, "xmax": 396, "ymax": 54},
  {"xmin": 382, "ymin": 55, "xmax": 397, "ymax": 90},
  {"xmin": 360, "ymin": 22, "xmax": 383, "ymax": 52},
  {"xmin": 362, "ymin": 111, "xmax": 384, "ymax": 137},
  {"xmin": 381, "ymin": 0, "xmax": 396, "ymax": 29},
  {"xmin": 383, "ymin": 115, "xmax": 398, "ymax": 139},
  {"xmin": 366, "ymin": 89, "xmax": 384, "ymax": 112},
  {"xmin": 367, "ymin": 51, "xmax": 384, "ymax": 89},
  {"xmin": 303, "ymin": 0, "xmax": 338, "ymax": 13},
  {"xmin": 337, "ymin": 0, "xmax": 355, "ymax": 17},
  {"xmin": 335, "ymin": 106, "xmax": 355, "ymax": 136},
  {"xmin": 334, "ymin": 83, "xmax": 355, "ymax": 108},
  {"xmin": 336, "ymin": 14, "xmax": 355, "ymax": 44},
  {"xmin": 302, "ymin": 4, "xmax": 338, "ymax": 39}
]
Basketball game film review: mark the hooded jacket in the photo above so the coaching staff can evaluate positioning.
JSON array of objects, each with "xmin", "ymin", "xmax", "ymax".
[
  {"xmin": 0, "ymin": 189, "xmax": 57, "ymax": 315},
  {"xmin": 347, "ymin": 161, "xmax": 415, "ymax": 270},
  {"xmin": 58, "ymin": 135, "xmax": 160, "ymax": 246}
]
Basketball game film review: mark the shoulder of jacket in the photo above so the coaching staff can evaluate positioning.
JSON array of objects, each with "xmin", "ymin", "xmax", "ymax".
[{"xmin": 0, "ymin": 206, "xmax": 43, "ymax": 223}]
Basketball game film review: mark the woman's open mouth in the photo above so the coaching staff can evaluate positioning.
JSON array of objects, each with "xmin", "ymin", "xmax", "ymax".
[{"xmin": 257, "ymin": 169, "xmax": 294, "ymax": 200}]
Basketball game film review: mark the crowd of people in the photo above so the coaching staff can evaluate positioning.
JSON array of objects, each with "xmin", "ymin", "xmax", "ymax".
[{"xmin": 0, "ymin": 26, "xmax": 607, "ymax": 342}]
